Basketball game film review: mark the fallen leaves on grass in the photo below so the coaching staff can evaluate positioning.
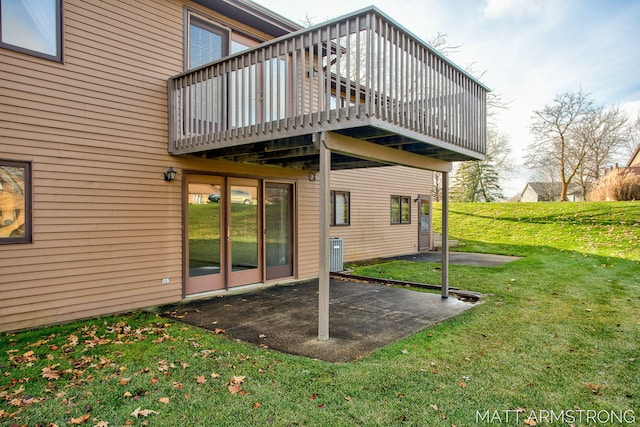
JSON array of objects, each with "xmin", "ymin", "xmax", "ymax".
[
  {"xmin": 1, "ymin": 319, "xmax": 175, "ymax": 421},
  {"xmin": 226, "ymin": 376, "xmax": 248, "ymax": 395},
  {"xmin": 41, "ymin": 366, "xmax": 62, "ymax": 380},
  {"xmin": 8, "ymin": 350, "xmax": 38, "ymax": 365},
  {"xmin": 586, "ymin": 382, "xmax": 604, "ymax": 394},
  {"xmin": 228, "ymin": 383, "xmax": 243, "ymax": 395},
  {"xmin": 70, "ymin": 413, "xmax": 91, "ymax": 424},
  {"xmin": 130, "ymin": 407, "xmax": 159, "ymax": 418}
]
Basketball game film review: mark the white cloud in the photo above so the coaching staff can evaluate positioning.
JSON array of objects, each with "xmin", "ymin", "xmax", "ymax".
[
  {"xmin": 482, "ymin": 0, "xmax": 548, "ymax": 19},
  {"xmin": 621, "ymin": 101, "xmax": 640, "ymax": 117}
]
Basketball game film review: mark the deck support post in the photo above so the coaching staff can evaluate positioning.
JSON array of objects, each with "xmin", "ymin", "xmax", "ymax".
[
  {"xmin": 441, "ymin": 171, "xmax": 449, "ymax": 298},
  {"xmin": 317, "ymin": 132, "xmax": 331, "ymax": 341}
]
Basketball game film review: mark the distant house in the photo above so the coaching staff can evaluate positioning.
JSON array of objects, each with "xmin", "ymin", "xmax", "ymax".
[
  {"xmin": 519, "ymin": 182, "xmax": 583, "ymax": 202},
  {"xmin": 625, "ymin": 144, "xmax": 640, "ymax": 174},
  {"xmin": 602, "ymin": 145, "xmax": 640, "ymax": 177}
]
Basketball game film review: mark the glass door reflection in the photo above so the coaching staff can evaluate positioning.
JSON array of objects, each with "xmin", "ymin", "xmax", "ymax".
[
  {"xmin": 186, "ymin": 177, "xmax": 224, "ymax": 294},
  {"xmin": 265, "ymin": 183, "xmax": 293, "ymax": 280},
  {"xmin": 228, "ymin": 178, "xmax": 261, "ymax": 286}
]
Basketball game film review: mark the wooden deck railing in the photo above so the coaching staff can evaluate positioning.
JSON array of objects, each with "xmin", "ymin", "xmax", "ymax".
[{"xmin": 168, "ymin": 7, "xmax": 488, "ymax": 159}]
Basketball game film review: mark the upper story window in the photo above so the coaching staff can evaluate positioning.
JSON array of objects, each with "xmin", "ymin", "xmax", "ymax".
[
  {"xmin": 0, "ymin": 0, "xmax": 63, "ymax": 62},
  {"xmin": 188, "ymin": 13, "xmax": 228, "ymax": 69},
  {"xmin": 0, "ymin": 160, "xmax": 32, "ymax": 244},
  {"xmin": 185, "ymin": 9, "xmax": 259, "ymax": 70}
]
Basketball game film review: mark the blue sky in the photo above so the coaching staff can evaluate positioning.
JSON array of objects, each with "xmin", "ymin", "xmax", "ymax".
[{"xmin": 255, "ymin": 0, "xmax": 640, "ymax": 196}]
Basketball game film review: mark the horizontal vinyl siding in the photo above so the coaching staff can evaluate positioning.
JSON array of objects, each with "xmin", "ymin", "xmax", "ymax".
[
  {"xmin": 0, "ymin": 0, "xmax": 192, "ymax": 332},
  {"xmin": 331, "ymin": 166, "xmax": 433, "ymax": 262},
  {"xmin": 295, "ymin": 166, "xmax": 434, "ymax": 278},
  {"xmin": 0, "ymin": 0, "xmax": 436, "ymax": 332},
  {"xmin": 296, "ymin": 179, "xmax": 320, "ymax": 280}
]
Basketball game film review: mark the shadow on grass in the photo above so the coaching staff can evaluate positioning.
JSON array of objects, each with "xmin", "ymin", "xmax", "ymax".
[{"xmin": 448, "ymin": 202, "xmax": 640, "ymax": 227}]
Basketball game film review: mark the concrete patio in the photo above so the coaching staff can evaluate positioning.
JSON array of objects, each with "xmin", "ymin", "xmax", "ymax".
[{"xmin": 162, "ymin": 279, "xmax": 476, "ymax": 363}]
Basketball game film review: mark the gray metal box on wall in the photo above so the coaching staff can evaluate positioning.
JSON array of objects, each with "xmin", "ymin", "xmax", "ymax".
[{"xmin": 329, "ymin": 237, "xmax": 343, "ymax": 272}]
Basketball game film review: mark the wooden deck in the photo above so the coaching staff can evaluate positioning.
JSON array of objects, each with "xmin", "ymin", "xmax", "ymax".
[{"xmin": 168, "ymin": 7, "xmax": 488, "ymax": 169}]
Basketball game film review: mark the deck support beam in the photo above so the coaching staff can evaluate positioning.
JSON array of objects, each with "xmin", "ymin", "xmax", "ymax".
[
  {"xmin": 441, "ymin": 171, "xmax": 449, "ymax": 298},
  {"xmin": 316, "ymin": 132, "xmax": 331, "ymax": 341},
  {"xmin": 324, "ymin": 132, "xmax": 452, "ymax": 173}
]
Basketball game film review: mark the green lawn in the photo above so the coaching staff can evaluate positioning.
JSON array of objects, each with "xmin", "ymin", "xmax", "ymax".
[{"xmin": 2, "ymin": 201, "xmax": 639, "ymax": 426}]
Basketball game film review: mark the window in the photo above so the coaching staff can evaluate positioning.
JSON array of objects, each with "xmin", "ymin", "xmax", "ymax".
[
  {"xmin": 186, "ymin": 12, "xmax": 229, "ymax": 69},
  {"xmin": 185, "ymin": 8, "xmax": 262, "ymax": 70},
  {"xmin": 330, "ymin": 191, "xmax": 350, "ymax": 226},
  {"xmin": 0, "ymin": 0, "xmax": 63, "ymax": 62},
  {"xmin": 0, "ymin": 160, "xmax": 31, "ymax": 244},
  {"xmin": 391, "ymin": 196, "xmax": 411, "ymax": 224}
]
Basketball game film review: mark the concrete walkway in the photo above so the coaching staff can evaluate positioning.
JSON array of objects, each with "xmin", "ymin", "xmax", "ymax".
[
  {"xmin": 388, "ymin": 251, "xmax": 521, "ymax": 267},
  {"xmin": 163, "ymin": 279, "xmax": 475, "ymax": 363}
]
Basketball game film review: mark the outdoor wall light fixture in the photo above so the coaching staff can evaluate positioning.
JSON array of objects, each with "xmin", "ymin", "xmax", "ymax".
[
  {"xmin": 307, "ymin": 67, "xmax": 319, "ymax": 78},
  {"xmin": 163, "ymin": 166, "xmax": 177, "ymax": 181},
  {"xmin": 308, "ymin": 171, "xmax": 318, "ymax": 181}
]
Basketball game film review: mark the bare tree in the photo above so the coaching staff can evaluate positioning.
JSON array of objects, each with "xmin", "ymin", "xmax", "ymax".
[
  {"xmin": 427, "ymin": 32, "xmax": 461, "ymax": 56},
  {"xmin": 573, "ymin": 105, "xmax": 629, "ymax": 197},
  {"xmin": 486, "ymin": 128, "xmax": 515, "ymax": 174},
  {"xmin": 432, "ymin": 173, "xmax": 442, "ymax": 202},
  {"xmin": 527, "ymin": 89, "xmax": 594, "ymax": 201}
]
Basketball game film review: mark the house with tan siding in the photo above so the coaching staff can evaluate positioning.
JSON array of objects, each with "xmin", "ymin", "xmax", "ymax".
[
  {"xmin": 624, "ymin": 144, "xmax": 640, "ymax": 174},
  {"xmin": 0, "ymin": 0, "xmax": 487, "ymax": 336}
]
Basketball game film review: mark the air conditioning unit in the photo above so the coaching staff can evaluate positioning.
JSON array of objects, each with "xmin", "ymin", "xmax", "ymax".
[{"xmin": 329, "ymin": 237, "xmax": 343, "ymax": 272}]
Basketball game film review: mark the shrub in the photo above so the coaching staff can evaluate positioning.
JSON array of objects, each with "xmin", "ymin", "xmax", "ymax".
[{"xmin": 588, "ymin": 168, "xmax": 640, "ymax": 201}]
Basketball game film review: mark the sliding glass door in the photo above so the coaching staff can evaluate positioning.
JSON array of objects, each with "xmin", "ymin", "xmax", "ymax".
[{"xmin": 185, "ymin": 176, "xmax": 293, "ymax": 295}]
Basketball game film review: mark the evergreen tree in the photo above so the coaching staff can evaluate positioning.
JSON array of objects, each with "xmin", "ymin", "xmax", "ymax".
[{"xmin": 452, "ymin": 156, "xmax": 503, "ymax": 202}]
